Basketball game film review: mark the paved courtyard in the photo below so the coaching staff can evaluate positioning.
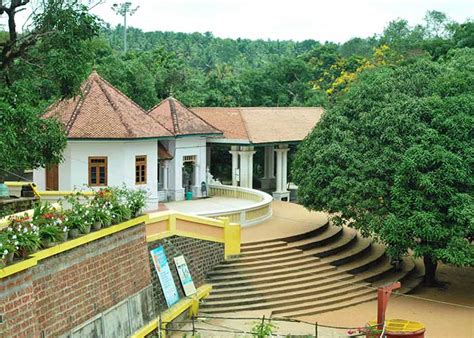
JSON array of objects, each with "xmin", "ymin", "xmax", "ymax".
[{"xmin": 164, "ymin": 196, "xmax": 257, "ymax": 214}]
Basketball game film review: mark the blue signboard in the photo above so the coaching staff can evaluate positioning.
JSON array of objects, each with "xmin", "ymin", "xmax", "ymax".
[{"xmin": 150, "ymin": 246, "xmax": 180, "ymax": 307}]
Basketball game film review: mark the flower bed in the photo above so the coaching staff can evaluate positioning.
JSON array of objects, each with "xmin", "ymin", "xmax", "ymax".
[{"xmin": 0, "ymin": 187, "xmax": 147, "ymax": 267}]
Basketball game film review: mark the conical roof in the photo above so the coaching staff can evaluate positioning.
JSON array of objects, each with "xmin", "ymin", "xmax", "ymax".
[
  {"xmin": 44, "ymin": 71, "xmax": 173, "ymax": 139},
  {"xmin": 148, "ymin": 97, "xmax": 222, "ymax": 136}
]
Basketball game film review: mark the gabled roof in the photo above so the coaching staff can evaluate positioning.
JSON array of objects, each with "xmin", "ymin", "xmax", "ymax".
[
  {"xmin": 148, "ymin": 97, "xmax": 222, "ymax": 137},
  {"xmin": 192, "ymin": 107, "xmax": 324, "ymax": 144},
  {"xmin": 44, "ymin": 71, "xmax": 173, "ymax": 139}
]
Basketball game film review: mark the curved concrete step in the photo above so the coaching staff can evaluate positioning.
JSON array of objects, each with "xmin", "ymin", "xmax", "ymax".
[
  {"xmin": 276, "ymin": 292, "xmax": 377, "ymax": 318},
  {"xmin": 241, "ymin": 226, "xmax": 343, "ymax": 256},
  {"xmin": 240, "ymin": 240, "xmax": 287, "ymax": 252},
  {"xmin": 210, "ymin": 268, "xmax": 354, "ymax": 292},
  {"xmin": 205, "ymin": 278, "xmax": 370, "ymax": 305},
  {"xmin": 210, "ymin": 255, "xmax": 321, "ymax": 275},
  {"xmin": 201, "ymin": 283, "xmax": 373, "ymax": 313},
  {"xmin": 215, "ymin": 230, "xmax": 366, "ymax": 271},
  {"xmin": 209, "ymin": 264, "xmax": 338, "ymax": 286},
  {"xmin": 242, "ymin": 222, "xmax": 330, "ymax": 246},
  {"xmin": 208, "ymin": 261, "xmax": 335, "ymax": 282}
]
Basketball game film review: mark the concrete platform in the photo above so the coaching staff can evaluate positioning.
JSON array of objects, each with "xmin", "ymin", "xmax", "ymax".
[
  {"xmin": 164, "ymin": 197, "xmax": 256, "ymax": 214},
  {"xmin": 242, "ymin": 201, "xmax": 328, "ymax": 243}
]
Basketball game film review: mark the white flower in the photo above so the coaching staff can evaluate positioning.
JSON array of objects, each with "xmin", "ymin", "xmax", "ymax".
[
  {"xmin": 14, "ymin": 241, "xmax": 19, "ymax": 246},
  {"xmin": 3, "ymin": 249, "xmax": 7, "ymax": 255},
  {"xmin": 12, "ymin": 235, "xmax": 17, "ymax": 240}
]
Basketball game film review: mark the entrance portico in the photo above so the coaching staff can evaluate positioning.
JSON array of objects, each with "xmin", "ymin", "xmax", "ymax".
[{"xmin": 192, "ymin": 107, "xmax": 323, "ymax": 201}]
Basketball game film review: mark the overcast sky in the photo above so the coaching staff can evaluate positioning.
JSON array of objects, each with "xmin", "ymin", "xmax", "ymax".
[{"xmin": 4, "ymin": 0, "xmax": 474, "ymax": 43}]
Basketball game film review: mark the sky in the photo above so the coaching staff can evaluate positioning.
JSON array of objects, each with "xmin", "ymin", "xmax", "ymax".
[{"xmin": 4, "ymin": 0, "xmax": 474, "ymax": 43}]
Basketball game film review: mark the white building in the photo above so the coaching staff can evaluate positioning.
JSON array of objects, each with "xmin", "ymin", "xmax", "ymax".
[{"xmin": 34, "ymin": 71, "xmax": 323, "ymax": 210}]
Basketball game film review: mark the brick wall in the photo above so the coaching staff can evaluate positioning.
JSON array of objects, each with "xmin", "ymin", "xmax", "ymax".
[
  {"xmin": 148, "ymin": 236, "xmax": 224, "ymax": 312},
  {"xmin": 0, "ymin": 224, "xmax": 152, "ymax": 337}
]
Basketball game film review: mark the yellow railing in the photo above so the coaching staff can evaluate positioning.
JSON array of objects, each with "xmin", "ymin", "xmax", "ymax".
[
  {"xmin": 131, "ymin": 284, "xmax": 212, "ymax": 338},
  {"xmin": 0, "ymin": 216, "xmax": 148, "ymax": 279},
  {"xmin": 146, "ymin": 210, "xmax": 241, "ymax": 259}
]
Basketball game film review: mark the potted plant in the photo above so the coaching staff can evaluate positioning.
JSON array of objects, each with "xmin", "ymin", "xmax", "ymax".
[
  {"xmin": 39, "ymin": 224, "xmax": 62, "ymax": 248},
  {"xmin": 0, "ymin": 233, "xmax": 16, "ymax": 266},
  {"xmin": 127, "ymin": 189, "xmax": 147, "ymax": 217},
  {"xmin": 6, "ymin": 217, "xmax": 41, "ymax": 258}
]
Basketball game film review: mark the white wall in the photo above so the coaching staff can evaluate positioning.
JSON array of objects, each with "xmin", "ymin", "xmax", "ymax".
[
  {"xmin": 166, "ymin": 137, "xmax": 208, "ymax": 201},
  {"xmin": 33, "ymin": 140, "xmax": 159, "ymax": 211}
]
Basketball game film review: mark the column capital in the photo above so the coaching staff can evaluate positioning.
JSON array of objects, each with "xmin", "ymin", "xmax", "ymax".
[{"xmin": 274, "ymin": 148, "xmax": 289, "ymax": 154}]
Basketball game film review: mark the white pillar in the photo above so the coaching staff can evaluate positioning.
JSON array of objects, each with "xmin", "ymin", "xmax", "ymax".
[
  {"xmin": 264, "ymin": 146, "xmax": 275, "ymax": 179},
  {"xmin": 162, "ymin": 161, "xmax": 169, "ymax": 191},
  {"xmin": 194, "ymin": 161, "xmax": 200, "ymax": 187},
  {"xmin": 273, "ymin": 144, "xmax": 290, "ymax": 201},
  {"xmin": 229, "ymin": 145, "xmax": 239, "ymax": 186},
  {"xmin": 282, "ymin": 148, "xmax": 288, "ymax": 191},
  {"xmin": 275, "ymin": 149, "xmax": 283, "ymax": 192},
  {"xmin": 206, "ymin": 146, "xmax": 211, "ymax": 171},
  {"xmin": 238, "ymin": 146, "xmax": 255, "ymax": 188}
]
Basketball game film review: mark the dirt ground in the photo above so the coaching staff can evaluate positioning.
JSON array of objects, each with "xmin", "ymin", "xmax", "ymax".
[{"xmin": 298, "ymin": 263, "xmax": 474, "ymax": 338}]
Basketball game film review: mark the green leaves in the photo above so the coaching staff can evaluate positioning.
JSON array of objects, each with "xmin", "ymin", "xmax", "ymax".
[{"xmin": 293, "ymin": 51, "xmax": 474, "ymax": 271}]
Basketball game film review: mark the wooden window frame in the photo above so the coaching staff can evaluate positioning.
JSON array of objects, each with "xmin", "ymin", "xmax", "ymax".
[
  {"xmin": 88, "ymin": 157, "xmax": 108, "ymax": 187},
  {"xmin": 135, "ymin": 155, "xmax": 147, "ymax": 185}
]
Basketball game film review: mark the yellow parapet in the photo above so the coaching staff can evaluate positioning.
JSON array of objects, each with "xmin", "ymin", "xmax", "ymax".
[
  {"xmin": 131, "ymin": 284, "xmax": 212, "ymax": 338},
  {"xmin": 0, "ymin": 215, "xmax": 148, "ymax": 279},
  {"xmin": 146, "ymin": 212, "xmax": 240, "ymax": 260}
]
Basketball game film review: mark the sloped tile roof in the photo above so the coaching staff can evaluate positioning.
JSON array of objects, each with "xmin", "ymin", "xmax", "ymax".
[
  {"xmin": 44, "ymin": 71, "xmax": 173, "ymax": 139},
  {"xmin": 148, "ymin": 97, "xmax": 222, "ymax": 136},
  {"xmin": 192, "ymin": 107, "xmax": 324, "ymax": 144}
]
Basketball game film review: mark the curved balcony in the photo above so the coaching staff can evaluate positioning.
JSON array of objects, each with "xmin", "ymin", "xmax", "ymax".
[{"xmin": 164, "ymin": 185, "xmax": 273, "ymax": 227}]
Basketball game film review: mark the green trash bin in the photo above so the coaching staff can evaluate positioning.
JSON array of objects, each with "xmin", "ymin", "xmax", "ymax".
[{"xmin": 185, "ymin": 191, "xmax": 193, "ymax": 200}]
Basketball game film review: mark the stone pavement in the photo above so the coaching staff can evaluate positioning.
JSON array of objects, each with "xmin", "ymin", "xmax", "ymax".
[{"xmin": 164, "ymin": 196, "xmax": 256, "ymax": 214}]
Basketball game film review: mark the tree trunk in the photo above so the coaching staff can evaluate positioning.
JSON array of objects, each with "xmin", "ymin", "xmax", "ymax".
[{"xmin": 423, "ymin": 255, "xmax": 438, "ymax": 286}]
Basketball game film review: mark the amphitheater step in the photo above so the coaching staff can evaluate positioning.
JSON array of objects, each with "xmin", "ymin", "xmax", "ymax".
[
  {"xmin": 201, "ymin": 283, "xmax": 373, "ymax": 313},
  {"xmin": 204, "ymin": 224, "xmax": 423, "ymax": 316}
]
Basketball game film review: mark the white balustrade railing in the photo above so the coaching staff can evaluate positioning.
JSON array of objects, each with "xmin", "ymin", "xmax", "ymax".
[{"xmin": 201, "ymin": 185, "xmax": 273, "ymax": 227}]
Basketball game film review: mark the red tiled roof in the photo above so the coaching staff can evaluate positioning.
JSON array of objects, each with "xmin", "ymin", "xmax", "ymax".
[
  {"xmin": 192, "ymin": 107, "xmax": 324, "ymax": 144},
  {"xmin": 148, "ymin": 97, "xmax": 222, "ymax": 136},
  {"xmin": 44, "ymin": 71, "xmax": 173, "ymax": 139}
]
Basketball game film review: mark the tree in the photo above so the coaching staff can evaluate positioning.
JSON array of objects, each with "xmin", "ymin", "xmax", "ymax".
[
  {"xmin": 292, "ymin": 50, "xmax": 474, "ymax": 285},
  {"xmin": 0, "ymin": 1, "xmax": 100, "ymax": 183}
]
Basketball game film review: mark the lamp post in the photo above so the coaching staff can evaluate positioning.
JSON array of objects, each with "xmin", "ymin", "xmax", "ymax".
[{"xmin": 112, "ymin": 1, "xmax": 139, "ymax": 53}]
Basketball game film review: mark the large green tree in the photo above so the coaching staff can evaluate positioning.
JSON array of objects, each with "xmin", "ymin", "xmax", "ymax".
[
  {"xmin": 0, "ymin": 0, "xmax": 99, "ymax": 182},
  {"xmin": 292, "ymin": 49, "xmax": 474, "ymax": 285}
]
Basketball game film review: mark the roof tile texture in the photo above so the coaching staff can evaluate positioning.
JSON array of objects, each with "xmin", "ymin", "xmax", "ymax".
[
  {"xmin": 148, "ymin": 97, "xmax": 221, "ymax": 136},
  {"xmin": 44, "ymin": 72, "xmax": 172, "ymax": 139},
  {"xmin": 192, "ymin": 107, "xmax": 323, "ymax": 143}
]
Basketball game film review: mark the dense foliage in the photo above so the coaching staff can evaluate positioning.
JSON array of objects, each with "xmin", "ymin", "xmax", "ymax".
[
  {"xmin": 293, "ymin": 50, "xmax": 474, "ymax": 284},
  {"xmin": 92, "ymin": 11, "xmax": 472, "ymax": 109},
  {"xmin": 0, "ymin": 0, "xmax": 100, "ymax": 181}
]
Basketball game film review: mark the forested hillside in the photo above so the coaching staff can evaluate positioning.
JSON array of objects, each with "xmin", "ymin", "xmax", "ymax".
[{"xmin": 91, "ymin": 10, "xmax": 472, "ymax": 109}]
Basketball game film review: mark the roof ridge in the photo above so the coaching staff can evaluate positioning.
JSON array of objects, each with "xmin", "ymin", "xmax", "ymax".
[
  {"xmin": 237, "ymin": 108, "xmax": 251, "ymax": 142},
  {"xmin": 96, "ymin": 77, "xmax": 135, "ymax": 137},
  {"xmin": 168, "ymin": 98, "xmax": 180, "ymax": 134},
  {"xmin": 145, "ymin": 98, "xmax": 177, "ymax": 136},
  {"xmin": 171, "ymin": 97, "xmax": 223, "ymax": 135},
  {"xmin": 95, "ymin": 72, "xmax": 149, "ymax": 114},
  {"xmin": 65, "ymin": 80, "xmax": 93, "ymax": 134}
]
